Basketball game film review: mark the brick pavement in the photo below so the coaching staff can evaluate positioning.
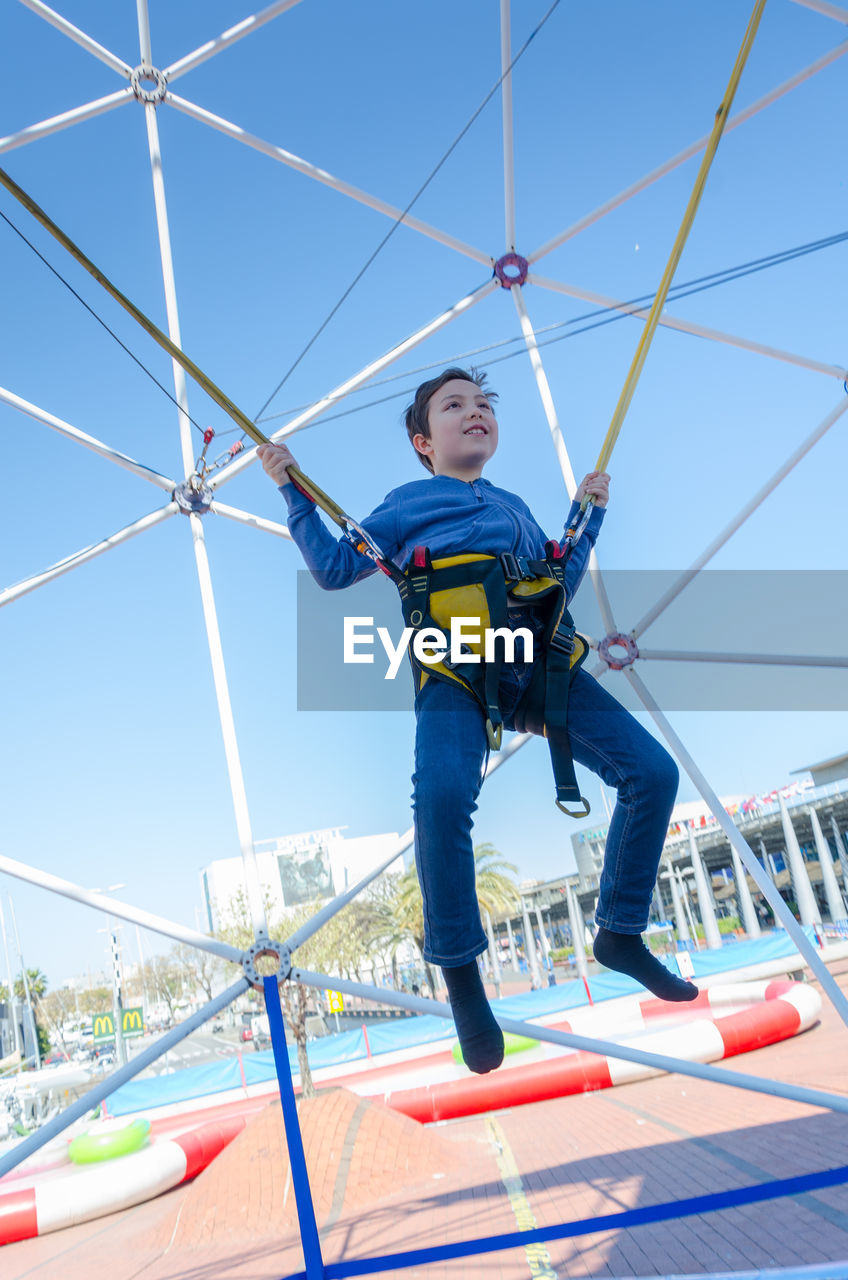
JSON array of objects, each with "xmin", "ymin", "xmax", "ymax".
[{"xmin": 5, "ymin": 964, "xmax": 848, "ymax": 1279}]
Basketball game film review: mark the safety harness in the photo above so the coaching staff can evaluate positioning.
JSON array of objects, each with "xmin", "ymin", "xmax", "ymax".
[{"xmin": 397, "ymin": 544, "xmax": 590, "ymax": 817}]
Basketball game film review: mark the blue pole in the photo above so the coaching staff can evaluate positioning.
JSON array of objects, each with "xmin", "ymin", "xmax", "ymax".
[{"xmin": 264, "ymin": 975, "xmax": 325, "ymax": 1280}]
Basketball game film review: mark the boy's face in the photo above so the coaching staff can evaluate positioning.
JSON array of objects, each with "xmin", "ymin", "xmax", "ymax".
[{"xmin": 414, "ymin": 379, "xmax": 498, "ymax": 480}]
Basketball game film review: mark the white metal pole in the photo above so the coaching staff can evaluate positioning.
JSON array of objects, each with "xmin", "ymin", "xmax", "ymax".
[
  {"xmin": 190, "ymin": 515, "xmax": 267, "ymax": 939},
  {"xmin": 135, "ymin": 0, "xmax": 153, "ymax": 65},
  {"xmin": 625, "ymin": 665, "xmax": 848, "ymax": 1024},
  {"xmin": 0, "ymin": 386, "xmax": 176, "ymax": 492},
  {"xmin": 664, "ymin": 866, "xmax": 690, "ymax": 943},
  {"xmin": 165, "ymin": 93, "xmax": 491, "ymax": 268},
  {"xmin": 511, "ymin": 286, "xmax": 618, "ymax": 636},
  {"xmin": 520, "ymin": 898, "xmax": 543, "ymax": 989},
  {"xmin": 141, "ymin": 101, "xmax": 195, "ymax": 479},
  {"xmin": 505, "ymin": 917, "xmax": 519, "ymax": 971},
  {"xmin": 789, "ymin": 0, "xmax": 848, "ymax": 22},
  {"xmin": 0, "ymin": 89, "xmax": 133, "ymax": 155},
  {"xmin": 484, "ymin": 909, "xmax": 502, "ymax": 996},
  {"xmin": 528, "ymin": 40, "xmax": 848, "ymax": 263},
  {"xmin": 528, "ymin": 272, "xmax": 846, "ymax": 383},
  {"xmin": 135, "ymin": 1, "xmax": 267, "ymax": 940},
  {"xmin": 213, "ymin": 278, "xmax": 500, "ymax": 488},
  {"xmin": 831, "ymin": 815, "xmax": 848, "ymax": 902},
  {"xmin": 8, "ymin": 897, "xmax": 40, "ymax": 1069},
  {"xmin": 164, "ymin": 0, "xmax": 305, "ymax": 82},
  {"xmin": 675, "ymin": 866, "xmax": 700, "ymax": 946},
  {"xmin": 687, "ymin": 827, "xmax": 723, "ymax": 949},
  {"xmin": 810, "ymin": 807, "xmax": 848, "ymax": 922},
  {"xmin": 16, "ymin": 0, "xmax": 133, "ymax": 76},
  {"xmin": 0, "ymin": 854, "xmax": 242, "ymax": 961},
  {"xmin": 0, "ymin": 977, "xmax": 249, "ymax": 1178},
  {"xmin": 0, "ymin": 899, "xmax": 23, "ymax": 1061},
  {"xmin": 292, "ymin": 967, "xmax": 848, "ymax": 1117},
  {"xmin": 631, "ymin": 396, "xmax": 848, "ymax": 639},
  {"xmin": 0, "ymin": 504, "xmax": 178, "ymax": 609},
  {"xmin": 637, "ymin": 648, "xmax": 848, "ymax": 668},
  {"xmin": 499, "ymin": 0, "xmax": 517, "ymax": 250},
  {"xmin": 732, "ymin": 846, "xmax": 762, "ymax": 938},
  {"xmin": 778, "ymin": 792, "xmax": 821, "ymax": 926},
  {"xmin": 210, "ymin": 502, "xmax": 294, "ymax": 541},
  {"xmin": 565, "ymin": 882, "xmax": 588, "ymax": 984}
]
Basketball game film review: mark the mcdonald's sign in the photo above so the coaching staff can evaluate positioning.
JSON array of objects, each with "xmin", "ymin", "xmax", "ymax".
[
  {"xmin": 122, "ymin": 1007, "xmax": 144, "ymax": 1039},
  {"xmin": 92, "ymin": 1012, "xmax": 116, "ymax": 1044}
]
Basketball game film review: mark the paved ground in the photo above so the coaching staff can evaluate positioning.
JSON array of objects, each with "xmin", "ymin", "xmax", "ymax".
[{"xmin": 5, "ymin": 963, "xmax": 848, "ymax": 1280}]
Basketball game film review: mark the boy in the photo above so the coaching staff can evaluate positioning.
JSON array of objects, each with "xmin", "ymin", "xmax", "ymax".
[{"xmin": 259, "ymin": 368, "xmax": 696, "ymax": 1075}]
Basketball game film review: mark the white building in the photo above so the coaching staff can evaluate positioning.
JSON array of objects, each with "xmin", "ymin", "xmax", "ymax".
[{"xmin": 201, "ymin": 826, "xmax": 403, "ymax": 932}]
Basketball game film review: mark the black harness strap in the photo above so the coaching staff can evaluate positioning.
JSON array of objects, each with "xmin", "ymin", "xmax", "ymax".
[{"xmin": 399, "ymin": 546, "xmax": 590, "ymax": 817}]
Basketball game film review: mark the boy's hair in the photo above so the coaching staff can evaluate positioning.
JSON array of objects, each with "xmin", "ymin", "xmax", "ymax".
[{"xmin": 403, "ymin": 366, "xmax": 497, "ymax": 473}]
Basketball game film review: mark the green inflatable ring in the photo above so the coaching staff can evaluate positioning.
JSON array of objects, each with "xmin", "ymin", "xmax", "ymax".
[
  {"xmin": 68, "ymin": 1116, "xmax": 151, "ymax": 1165},
  {"xmin": 452, "ymin": 1031, "xmax": 539, "ymax": 1065}
]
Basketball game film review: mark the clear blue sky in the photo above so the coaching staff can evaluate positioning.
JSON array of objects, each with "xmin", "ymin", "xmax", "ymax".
[{"xmin": 1, "ymin": 1, "xmax": 846, "ymax": 988}]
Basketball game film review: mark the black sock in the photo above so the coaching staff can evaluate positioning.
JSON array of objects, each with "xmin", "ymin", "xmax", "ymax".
[
  {"xmin": 593, "ymin": 928, "xmax": 699, "ymax": 1002},
  {"xmin": 441, "ymin": 961, "xmax": 504, "ymax": 1074}
]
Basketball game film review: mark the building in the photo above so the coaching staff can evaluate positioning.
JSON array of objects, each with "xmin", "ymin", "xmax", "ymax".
[{"xmin": 201, "ymin": 826, "xmax": 403, "ymax": 932}]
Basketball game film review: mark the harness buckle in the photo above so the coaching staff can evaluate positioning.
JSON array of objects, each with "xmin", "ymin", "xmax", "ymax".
[
  {"xmin": 549, "ymin": 623, "xmax": 576, "ymax": 656},
  {"xmin": 500, "ymin": 552, "xmax": 534, "ymax": 583}
]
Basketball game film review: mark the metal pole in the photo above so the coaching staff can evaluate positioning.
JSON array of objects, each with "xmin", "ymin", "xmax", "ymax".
[
  {"xmin": 528, "ymin": 39, "xmax": 848, "ymax": 262},
  {"xmin": 565, "ymin": 882, "xmax": 589, "ymax": 985},
  {"xmin": 0, "ymin": 978, "xmax": 248, "ymax": 1179},
  {"xmin": 637, "ymin": 648, "xmax": 848, "ymax": 669},
  {"xmin": 625, "ymin": 665, "xmax": 848, "ymax": 1025},
  {"xmin": 778, "ymin": 792, "xmax": 821, "ymax": 926},
  {"xmin": 167, "ymin": 93, "xmax": 490, "ymax": 267},
  {"xmin": 0, "ymin": 854, "xmax": 241, "ymax": 962},
  {"xmin": 0, "ymin": 386, "xmax": 176, "ymax": 492},
  {"xmin": 292, "ymin": 967, "xmax": 848, "ymax": 1119},
  {"xmin": 810, "ymin": 807, "xmax": 848, "ymax": 922},
  {"xmin": 688, "ymin": 827, "xmax": 723, "ymax": 949},
  {"xmin": 675, "ymin": 866, "xmax": 699, "ymax": 946},
  {"xmin": 0, "ymin": 505, "xmax": 179, "ymax": 610},
  {"xmin": 263, "ymin": 976, "xmax": 324, "ymax": 1279},
  {"xmin": 630, "ymin": 397, "xmax": 848, "ymax": 639},
  {"xmin": 111, "ymin": 930, "xmax": 127, "ymax": 1068},
  {"xmin": 528, "ymin": 271, "xmax": 845, "ymax": 384},
  {"xmin": 831, "ymin": 815, "xmax": 848, "ymax": 900},
  {"xmin": 0, "ymin": 898, "xmax": 22, "ymax": 1061},
  {"xmin": 732, "ymin": 846, "xmax": 762, "ymax": 938},
  {"xmin": 214, "ymin": 278, "xmax": 499, "ymax": 488},
  {"xmin": 520, "ymin": 898, "xmax": 543, "ymax": 989},
  {"xmin": 484, "ymin": 910, "xmax": 502, "ymax": 998},
  {"xmin": 8, "ymin": 897, "xmax": 39, "ymax": 1069},
  {"xmin": 164, "ymin": 0, "xmax": 306, "ymax": 81},
  {"xmin": 0, "ymin": 89, "xmax": 133, "ymax": 155},
  {"xmin": 505, "ymin": 917, "xmax": 519, "ymax": 971},
  {"xmin": 17, "ymin": 0, "xmax": 133, "ymax": 76},
  {"xmin": 664, "ymin": 867, "xmax": 690, "ymax": 944}
]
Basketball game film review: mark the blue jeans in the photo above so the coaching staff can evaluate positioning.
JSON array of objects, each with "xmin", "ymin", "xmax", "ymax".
[{"xmin": 411, "ymin": 661, "xmax": 679, "ymax": 966}]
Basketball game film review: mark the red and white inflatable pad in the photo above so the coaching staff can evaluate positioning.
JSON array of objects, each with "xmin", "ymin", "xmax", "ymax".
[
  {"xmin": 374, "ymin": 979, "xmax": 821, "ymax": 1124},
  {"xmin": 0, "ymin": 1116, "xmax": 245, "ymax": 1246}
]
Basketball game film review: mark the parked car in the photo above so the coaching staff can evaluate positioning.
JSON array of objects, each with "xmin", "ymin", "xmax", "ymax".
[{"xmin": 239, "ymin": 1026, "xmax": 253, "ymax": 1042}]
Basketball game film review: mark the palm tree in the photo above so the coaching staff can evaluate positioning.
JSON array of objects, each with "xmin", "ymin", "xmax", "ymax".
[{"xmin": 473, "ymin": 843, "xmax": 520, "ymax": 920}]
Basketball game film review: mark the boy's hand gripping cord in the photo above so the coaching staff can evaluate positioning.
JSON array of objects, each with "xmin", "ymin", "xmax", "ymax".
[{"xmin": 563, "ymin": 0, "xmax": 768, "ymax": 556}]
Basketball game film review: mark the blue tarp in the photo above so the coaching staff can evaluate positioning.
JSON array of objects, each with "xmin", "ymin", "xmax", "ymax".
[{"xmin": 107, "ymin": 929, "xmax": 818, "ymax": 1115}]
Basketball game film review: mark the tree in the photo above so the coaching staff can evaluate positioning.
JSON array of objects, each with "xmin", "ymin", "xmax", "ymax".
[
  {"xmin": 172, "ymin": 942, "xmax": 221, "ymax": 1002},
  {"xmin": 472, "ymin": 843, "xmax": 521, "ymax": 921},
  {"xmin": 215, "ymin": 890, "xmax": 320, "ymax": 1099}
]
